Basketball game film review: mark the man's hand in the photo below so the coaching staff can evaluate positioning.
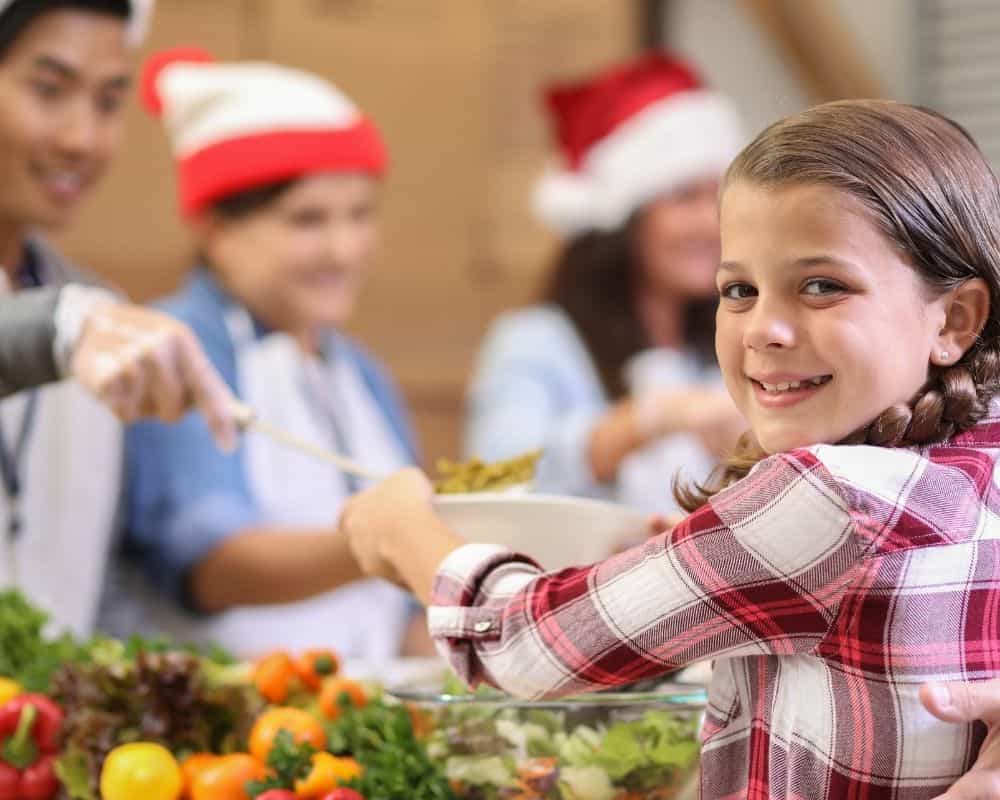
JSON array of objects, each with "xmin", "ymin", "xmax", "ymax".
[{"xmin": 921, "ymin": 680, "xmax": 1000, "ymax": 799}]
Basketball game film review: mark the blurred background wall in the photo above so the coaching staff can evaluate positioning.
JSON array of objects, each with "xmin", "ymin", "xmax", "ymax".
[{"xmin": 51, "ymin": 0, "xmax": 977, "ymax": 464}]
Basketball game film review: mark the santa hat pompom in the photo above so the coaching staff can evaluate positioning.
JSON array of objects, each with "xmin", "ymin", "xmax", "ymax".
[
  {"xmin": 140, "ymin": 47, "xmax": 214, "ymax": 116},
  {"xmin": 533, "ymin": 167, "xmax": 599, "ymax": 238}
]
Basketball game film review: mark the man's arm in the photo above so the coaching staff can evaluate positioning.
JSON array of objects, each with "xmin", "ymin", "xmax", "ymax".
[{"xmin": 0, "ymin": 286, "xmax": 61, "ymax": 397}]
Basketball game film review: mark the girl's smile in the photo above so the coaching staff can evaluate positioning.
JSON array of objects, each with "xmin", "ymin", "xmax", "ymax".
[{"xmin": 749, "ymin": 372, "xmax": 833, "ymax": 408}]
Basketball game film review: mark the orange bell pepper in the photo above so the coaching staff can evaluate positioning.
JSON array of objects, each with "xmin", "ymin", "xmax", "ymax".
[
  {"xmin": 294, "ymin": 752, "xmax": 362, "ymax": 798},
  {"xmin": 249, "ymin": 708, "xmax": 327, "ymax": 765}
]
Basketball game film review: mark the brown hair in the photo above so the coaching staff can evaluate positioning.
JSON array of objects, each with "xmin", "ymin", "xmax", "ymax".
[
  {"xmin": 677, "ymin": 99, "xmax": 1000, "ymax": 511},
  {"xmin": 545, "ymin": 220, "xmax": 717, "ymax": 400}
]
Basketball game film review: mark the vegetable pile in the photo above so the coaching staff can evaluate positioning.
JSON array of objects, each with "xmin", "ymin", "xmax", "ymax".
[{"xmin": 0, "ymin": 590, "xmax": 703, "ymax": 799}]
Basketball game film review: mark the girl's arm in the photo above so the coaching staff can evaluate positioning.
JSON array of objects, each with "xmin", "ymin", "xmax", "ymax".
[{"xmin": 343, "ymin": 452, "xmax": 865, "ymax": 699}]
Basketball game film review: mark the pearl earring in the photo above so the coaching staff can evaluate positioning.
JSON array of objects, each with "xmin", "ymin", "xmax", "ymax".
[{"xmin": 940, "ymin": 351, "xmax": 950, "ymax": 362}]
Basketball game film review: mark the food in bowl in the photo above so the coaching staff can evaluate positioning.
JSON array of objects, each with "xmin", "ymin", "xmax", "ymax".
[
  {"xmin": 388, "ymin": 678, "xmax": 706, "ymax": 799},
  {"xmin": 434, "ymin": 450, "xmax": 543, "ymax": 494}
]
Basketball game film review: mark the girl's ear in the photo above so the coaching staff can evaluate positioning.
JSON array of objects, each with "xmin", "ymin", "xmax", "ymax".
[{"xmin": 933, "ymin": 278, "xmax": 991, "ymax": 366}]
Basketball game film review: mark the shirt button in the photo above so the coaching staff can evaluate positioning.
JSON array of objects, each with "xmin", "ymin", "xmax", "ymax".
[{"xmin": 473, "ymin": 620, "xmax": 492, "ymax": 633}]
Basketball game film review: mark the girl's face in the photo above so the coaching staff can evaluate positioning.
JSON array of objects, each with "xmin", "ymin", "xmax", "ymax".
[
  {"xmin": 203, "ymin": 173, "xmax": 378, "ymax": 339},
  {"xmin": 716, "ymin": 181, "xmax": 950, "ymax": 454},
  {"xmin": 635, "ymin": 176, "xmax": 721, "ymax": 300}
]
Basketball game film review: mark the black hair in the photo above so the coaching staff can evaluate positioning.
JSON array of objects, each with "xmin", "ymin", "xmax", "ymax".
[
  {"xmin": 0, "ymin": 0, "xmax": 131, "ymax": 60},
  {"xmin": 210, "ymin": 179, "xmax": 298, "ymax": 221}
]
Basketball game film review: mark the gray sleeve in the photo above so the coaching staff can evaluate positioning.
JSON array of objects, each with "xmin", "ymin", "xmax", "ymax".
[{"xmin": 0, "ymin": 287, "xmax": 61, "ymax": 397}]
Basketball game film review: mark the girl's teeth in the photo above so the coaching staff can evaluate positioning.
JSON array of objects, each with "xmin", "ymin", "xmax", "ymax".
[{"xmin": 759, "ymin": 377, "xmax": 830, "ymax": 394}]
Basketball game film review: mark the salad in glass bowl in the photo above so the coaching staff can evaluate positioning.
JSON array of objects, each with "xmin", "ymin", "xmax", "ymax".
[{"xmin": 388, "ymin": 676, "xmax": 706, "ymax": 800}]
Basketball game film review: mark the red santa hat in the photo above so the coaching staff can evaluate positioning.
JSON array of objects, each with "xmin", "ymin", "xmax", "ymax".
[
  {"xmin": 0, "ymin": 0, "xmax": 155, "ymax": 46},
  {"xmin": 141, "ymin": 48, "xmax": 388, "ymax": 218},
  {"xmin": 533, "ymin": 52, "xmax": 744, "ymax": 236}
]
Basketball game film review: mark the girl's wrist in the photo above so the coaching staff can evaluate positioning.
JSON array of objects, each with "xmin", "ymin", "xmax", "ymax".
[{"xmin": 381, "ymin": 509, "xmax": 465, "ymax": 606}]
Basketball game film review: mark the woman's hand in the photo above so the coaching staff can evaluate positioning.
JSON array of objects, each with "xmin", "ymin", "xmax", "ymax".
[
  {"xmin": 636, "ymin": 387, "xmax": 745, "ymax": 458},
  {"xmin": 71, "ymin": 303, "xmax": 239, "ymax": 449},
  {"xmin": 921, "ymin": 679, "xmax": 1000, "ymax": 799}
]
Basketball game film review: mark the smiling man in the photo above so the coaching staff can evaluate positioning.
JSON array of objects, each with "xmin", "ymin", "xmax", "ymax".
[{"xmin": 0, "ymin": 0, "xmax": 154, "ymax": 635}]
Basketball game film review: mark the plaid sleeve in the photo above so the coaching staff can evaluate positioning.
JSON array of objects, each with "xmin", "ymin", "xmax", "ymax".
[{"xmin": 428, "ymin": 449, "xmax": 867, "ymax": 699}]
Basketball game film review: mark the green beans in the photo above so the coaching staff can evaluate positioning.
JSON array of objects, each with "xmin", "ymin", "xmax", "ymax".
[{"xmin": 433, "ymin": 450, "xmax": 542, "ymax": 494}]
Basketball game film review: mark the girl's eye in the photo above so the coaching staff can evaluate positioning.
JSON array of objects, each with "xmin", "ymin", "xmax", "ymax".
[
  {"xmin": 720, "ymin": 282, "xmax": 757, "ymax": 300},
  {"xmin": 802, "ymin": 278, "xmax": 846, "ymax": 296}
]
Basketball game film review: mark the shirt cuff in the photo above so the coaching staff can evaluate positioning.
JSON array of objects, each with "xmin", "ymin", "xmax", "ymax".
[
  {"xmin": 52, "ymin": 284, "xmax": 120, "ymax": 376},
  {"xmin": 428, "ymin": 543, "xmax": 543, "ymax": 685}
]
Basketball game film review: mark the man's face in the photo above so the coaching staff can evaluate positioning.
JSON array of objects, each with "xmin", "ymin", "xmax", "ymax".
[{"xmin": 0, "ymin": 8, "xmax": 131, "ymax": 231}]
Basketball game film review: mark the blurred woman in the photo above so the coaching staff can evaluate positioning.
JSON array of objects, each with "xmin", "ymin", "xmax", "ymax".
[
  {"xmin": 466, "ymin": 54, "xmax": 746, "ymax": 515},
  {"xmin": 123, "ymin": 50, "xmax": 418, "ymax": 658}
]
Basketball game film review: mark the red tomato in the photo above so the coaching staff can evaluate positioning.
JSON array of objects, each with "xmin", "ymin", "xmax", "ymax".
[
  {"xmin": 320, "ymin": 790, "xmax": 366, "ymax": 800},
  {"xmin": 256, "ymin": 791, "xmax": 298, "ymax": 800}
]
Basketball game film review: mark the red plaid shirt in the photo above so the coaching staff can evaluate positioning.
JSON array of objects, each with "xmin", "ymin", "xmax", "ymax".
[{"xmin": 429, "ymin": 411, "xmax": 1000, "ymax": 799}]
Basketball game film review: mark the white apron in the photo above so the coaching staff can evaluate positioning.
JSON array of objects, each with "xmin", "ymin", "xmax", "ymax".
[
  {"xmin": 135, "ymin": 309, "xmax": 413, "ymax": 660},
  {"xmin": 0, "ymin": 364, "xmax": 122, "ymax": 637}
]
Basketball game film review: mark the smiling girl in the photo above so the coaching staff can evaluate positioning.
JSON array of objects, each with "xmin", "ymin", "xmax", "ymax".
[{"xmin": 341, "ymin": 100, "xmax": 1000, "ymax": 798}]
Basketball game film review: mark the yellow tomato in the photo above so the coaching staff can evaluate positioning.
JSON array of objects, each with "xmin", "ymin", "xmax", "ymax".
[
  {"xmin": 294, "ymin": 752, "xmax": 363, "ymax": 798},
  {"xmin": 100, "ymin": 742, "xmax": 183, "ymax": 800},
  {"xmin": 0, "ymin": 678, "xmax": 22, "ymax": 706}
]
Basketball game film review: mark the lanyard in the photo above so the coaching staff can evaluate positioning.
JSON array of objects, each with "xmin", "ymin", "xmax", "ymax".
[
  {"xmin": 1, "ymin": 244, "xmax": 44, "ymax": 580},
  {"xmin": 0, "ymin": 392, "xmax": 38, "ymax": 541}
]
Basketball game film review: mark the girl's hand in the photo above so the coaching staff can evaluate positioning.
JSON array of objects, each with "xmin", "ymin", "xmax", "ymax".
[
  {"xmin": 339, "ymin": 468, "xmax": 436, "ymax": 584},
  {"xmin": 921, "ymin": 679, "xmax": 1000, "ymax": 799}
]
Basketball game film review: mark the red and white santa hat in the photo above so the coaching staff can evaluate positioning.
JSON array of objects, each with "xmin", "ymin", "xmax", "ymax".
[
  {"xmin": 0, "ymin": 0, "xmax": 156, "ymax": 46},
  {"xmin": 141, "ymin": 48, "xmax": 388, "ymax": 218},
  {"xmin": 533, "ymin": 52, "xmax": 744, "ymax": 236}
]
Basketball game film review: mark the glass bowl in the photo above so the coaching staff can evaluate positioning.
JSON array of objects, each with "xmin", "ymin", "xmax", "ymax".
[{"xmin": 388, "ymin": 679, "xmax": 706, "ymax": 800}]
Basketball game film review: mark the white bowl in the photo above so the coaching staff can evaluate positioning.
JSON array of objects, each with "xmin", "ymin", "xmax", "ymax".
[{"xmin": 432, "ymin": 493, "xmax": 647, "ymax": 571}]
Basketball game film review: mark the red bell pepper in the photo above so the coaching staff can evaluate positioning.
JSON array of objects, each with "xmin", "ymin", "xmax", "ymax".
[{"xmin": 0, "ymin": 695, "xmax": 63, "ymax": 800}]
